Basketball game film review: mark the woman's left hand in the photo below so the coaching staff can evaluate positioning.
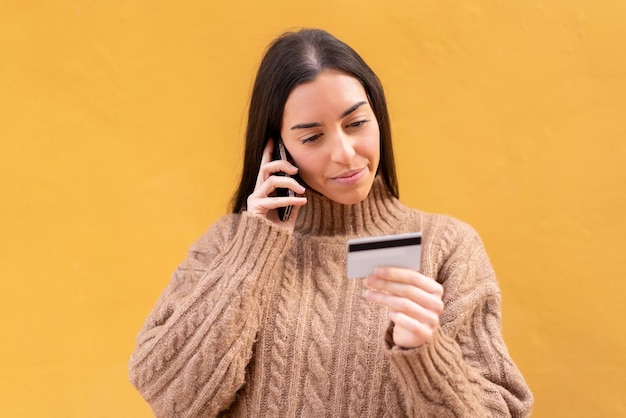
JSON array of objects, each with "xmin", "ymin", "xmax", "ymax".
[{"xmin": 364, "ymin": 267, "xmax": 444, "ymax": 349}]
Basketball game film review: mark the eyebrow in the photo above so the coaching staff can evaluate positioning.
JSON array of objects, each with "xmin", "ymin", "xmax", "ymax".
[{"xmin": 290, "ymin": 100, "xmax": 369, "ymax": 130}]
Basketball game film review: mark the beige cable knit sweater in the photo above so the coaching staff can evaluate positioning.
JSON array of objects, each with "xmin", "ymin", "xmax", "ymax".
[{"xmin": 129, "ymin": 177, "xmax": 533, "ymax": 417}]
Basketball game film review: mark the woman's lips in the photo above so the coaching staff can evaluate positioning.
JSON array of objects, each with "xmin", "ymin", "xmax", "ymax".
[{"xmin": 331, "ymin": 167, "xmax": 366, "ymax": 185}]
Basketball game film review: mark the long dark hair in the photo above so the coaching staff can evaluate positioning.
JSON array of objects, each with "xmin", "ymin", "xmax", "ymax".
[{"xmin": 230, "ymin": 28, "xmax": 398, "ymax": 213}]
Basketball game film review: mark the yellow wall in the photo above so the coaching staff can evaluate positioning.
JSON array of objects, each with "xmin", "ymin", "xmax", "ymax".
[{"xmin": 1, "ymin": 1, "xmax": 624, "ymax": 416}]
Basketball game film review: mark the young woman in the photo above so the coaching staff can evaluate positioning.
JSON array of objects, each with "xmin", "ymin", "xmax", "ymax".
[{"xmin": 129, "ymin": 28, "xmax": 533, "ymax": 417}]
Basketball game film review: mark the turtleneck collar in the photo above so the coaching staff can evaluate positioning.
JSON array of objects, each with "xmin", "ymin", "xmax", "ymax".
[{"xmin": 293, "ymin": 176, "xmax": 410, "ymax": 238}]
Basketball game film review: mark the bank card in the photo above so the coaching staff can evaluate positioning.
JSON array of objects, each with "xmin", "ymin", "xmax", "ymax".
[{"xmin": 347, "ymin": 232, "xmax": 422, "ymax": 279}]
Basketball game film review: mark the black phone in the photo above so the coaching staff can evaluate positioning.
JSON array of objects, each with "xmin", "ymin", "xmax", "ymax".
[{"xmin": 272, "ymin": 138, "xmax": 295, "ymax": 221}]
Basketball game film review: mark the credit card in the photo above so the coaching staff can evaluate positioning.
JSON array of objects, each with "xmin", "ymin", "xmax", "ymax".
[{"xmin": 347, "ymin": 232, "xmax": 422, "ymax": 279}]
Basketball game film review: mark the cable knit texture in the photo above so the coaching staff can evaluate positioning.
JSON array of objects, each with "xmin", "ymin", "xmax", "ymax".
[{"xmin": 128, "ymin": 177, "xmax": 533, "ymax": 417}]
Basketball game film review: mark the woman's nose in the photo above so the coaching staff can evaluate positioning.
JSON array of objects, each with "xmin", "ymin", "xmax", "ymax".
[{"xmin": 330, "ymin": 131, "xmax": 356, "ymax": 164}]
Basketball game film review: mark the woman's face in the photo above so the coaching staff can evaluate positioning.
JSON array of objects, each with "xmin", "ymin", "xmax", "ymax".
[{"xmin": 280, "ymin": 69, "xmax": 380, "ymax": 205}]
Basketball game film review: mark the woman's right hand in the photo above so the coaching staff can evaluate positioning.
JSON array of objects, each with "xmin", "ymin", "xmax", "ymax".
[{"xmin": 246, "ymin": 139, "xmax": 308, "ymax": 232}]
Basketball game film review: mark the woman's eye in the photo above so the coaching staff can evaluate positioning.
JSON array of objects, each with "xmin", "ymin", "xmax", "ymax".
[
  {"xmin": 348, "ymin": 119, "xmax": 369, "ymax": 128},
  {"xmin": 301, "ymin": 134, "xmax": 321, "ymax": 144}
]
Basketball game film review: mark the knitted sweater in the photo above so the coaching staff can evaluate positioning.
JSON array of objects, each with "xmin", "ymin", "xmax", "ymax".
[{"xmin": 128, "ymin": 177, "xmax": 533, "ymax": 417}]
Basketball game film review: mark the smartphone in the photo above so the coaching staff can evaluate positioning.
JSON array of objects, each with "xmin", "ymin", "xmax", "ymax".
[
  {"xmin": 272, "ymin": 138, "xmax": 295, "ymax": 222},
  {"xmin": 346, "ymin": 232, "xmax": 422, "ymax": 279}
]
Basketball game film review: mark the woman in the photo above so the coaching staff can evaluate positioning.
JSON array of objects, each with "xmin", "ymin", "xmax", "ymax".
[{"xmin": 129, "ymin": 28, "xmax": 533, "ymax": 417}]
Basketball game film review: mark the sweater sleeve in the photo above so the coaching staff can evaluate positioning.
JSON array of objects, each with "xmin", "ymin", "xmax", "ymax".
[
  {"xmin": 128, "ymin": 212, "xmax": 293, "ymax": 417},
  {"xmin": 385, "ymin": 216, "xmax": 533, "ymax": 417}
]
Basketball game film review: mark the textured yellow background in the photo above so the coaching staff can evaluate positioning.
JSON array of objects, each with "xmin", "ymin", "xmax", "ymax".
[{"xmin": 1, "ymin": 1, "xmax": 625, "ymax": 417}]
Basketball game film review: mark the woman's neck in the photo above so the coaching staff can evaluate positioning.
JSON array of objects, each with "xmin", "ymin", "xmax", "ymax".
[{"xmin": 294, "ymin": 176, "xmax": 408, "ymax": 238}]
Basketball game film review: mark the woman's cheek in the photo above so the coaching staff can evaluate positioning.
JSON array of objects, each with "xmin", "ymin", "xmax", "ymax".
[
  {"xmin": 291, "ymin": 156, "xmax": 316, "ymax": 184},
  {"xmin": 297, "ymin": 163, "xmax": 316, "ymax": 186}
]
